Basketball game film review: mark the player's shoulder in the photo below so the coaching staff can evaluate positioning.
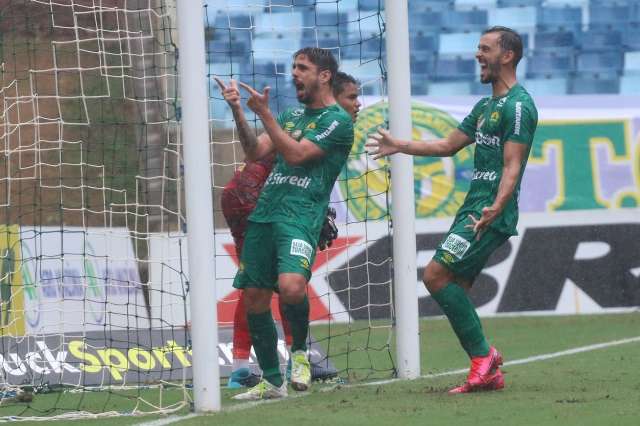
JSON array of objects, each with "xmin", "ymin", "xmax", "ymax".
[
  {"xmin": 283, "ymin": 106, "xmax": 305, "ymax": 118},
  {"xmin": 507, "ymin": 84, "xmax": 537, "ymax": 109},
  {"xmin": 321, "ymin": 103, "xmax": 353, "ymax": 124}
]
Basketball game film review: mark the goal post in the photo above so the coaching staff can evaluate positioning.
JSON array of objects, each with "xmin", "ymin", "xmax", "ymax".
[{"xmin": 175, "ymin": 1, "xmax": 220, "ymax": 413}]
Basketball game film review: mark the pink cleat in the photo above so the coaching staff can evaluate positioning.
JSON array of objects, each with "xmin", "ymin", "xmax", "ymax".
[
  {"xmin": 448, "ymin": 368, "xmax": 505, "ymax": 394},
  {"xmin": 448, "ymin": 346, "xmax": 504, "ymax": 394}
]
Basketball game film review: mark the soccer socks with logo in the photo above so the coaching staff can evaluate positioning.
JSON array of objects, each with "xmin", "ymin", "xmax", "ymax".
[
  {"xmin": 431, "ymin": 283, "xmax": 490, "ymax": 358},
  {"xmin": 282, "ymin": 295, "xmax": 309, "ymax": 353},
  {"xmin": 246, "ymin": 310, "xmax": 283, "ymax": 387}
]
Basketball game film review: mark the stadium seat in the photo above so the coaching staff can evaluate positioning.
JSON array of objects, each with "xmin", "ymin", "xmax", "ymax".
[
  {"xmin": 620, "ymin": 74, "xmax": 640, "ymax": 94},
  {"xmin": 347, "ymin": 11, "xmax": 384, "ymax": 39},
  {"xmin": 427, "ymin": 81, "xmax": 472, "ymax": 95},
  {"xmin": 497, "ymin": 0, "xmax": 541, "ymax": 7},
  {"xmin": 526, "ymin": 52, "xmax": 573, "ymax": 79},
  {"xmin": 440, "ymin": 9, "xmax": 488, "ymax": 33},
  {"xmin": 568, "ymin": 76, "xmax": 620, "ymax": 94},
  {"xmin": 409, "ymin": 0, "xmax": 455, "ymax": 13},
  {"xmin": 434, "ymin": 57, "xmax": 476, "ymax": 81},
  {"xmin": 409, "ymin": 12, "xmax": 444, "ymax": 34},
  {"xmin": 357, "ymin": 0, "xmax": 383, "ymax": 11},
  {"xmin": 410, "ymin": 32, "xmax": 439, "ymax": 53},
  {"xmin": 576, "ymin": 51, "xmax": 624, "ymax": 78},
  {"xmin": 537, "ymin": 6, "xmax": 582, "ymax": 33},
  {"xmin": 439, "ymin": 32, "xmax": 482, "ymax": 55},
  {"xmin": 521, "ymin": 78, "xmax": 568, "ymax": 96},
  {"xmin": 488, "ymin": 7, "xmax": 537, "ymax": 30},
  {"xmin": 578, "ymin": 30, "xmax": 623, "ymax": 52},
  {"xmin": 254, "ymin": 11, "xmax": 303, "ymax": 31},
  {"xmin": 624, "ymin": 51, "xmax": 640, "ymax": 74},
  {"xmin": 454, "ymin": 0, "xmax": 497, "ymax": 11},
  {"xmin": 410, "ymin": 54, "xmax": 436, "ymax": 76},
  {"xmin": 622, "ymin": 29, "xmax": 640, "ymax": 51},
  {"xmin": 589, "ymin": 4, "xmax": 633, "ymax": 30},
  {"xmin": 534, "ymin": 31, "xmax": 576, "ymax": 54}
]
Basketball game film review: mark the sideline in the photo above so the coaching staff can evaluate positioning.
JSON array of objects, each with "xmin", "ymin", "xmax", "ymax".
[{"xmin": 138, "ymin": 335, "xmax": 640, "ymax": 425}]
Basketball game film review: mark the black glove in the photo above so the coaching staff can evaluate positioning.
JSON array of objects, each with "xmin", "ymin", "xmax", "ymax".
[{"xmin": 318, "ymin": 207, "xmax": 338, "ymax": 251}]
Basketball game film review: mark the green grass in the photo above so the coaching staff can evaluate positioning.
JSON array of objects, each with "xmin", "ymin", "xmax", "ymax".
[{"xmin": 4, "ymin": 313, "xmax": 640, "ymax": 425}]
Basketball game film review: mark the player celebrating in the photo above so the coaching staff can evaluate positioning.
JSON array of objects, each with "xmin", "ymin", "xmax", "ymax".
[
  {"xmin": 220, "ymin": 71, "xmax": 360, "ymax": 389},
  {"xmin": 366, "ymin": 27, "xmax": 537, "ymax": 393},
  {"xmin": 216, "ymin": 48, "xmax": 354, "ymax": 400}
]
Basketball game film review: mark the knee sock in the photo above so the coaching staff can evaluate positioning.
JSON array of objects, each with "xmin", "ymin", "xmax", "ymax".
[
  {"xmin": 246, "ymin": 310, "xmax": 283, "ymax": 387},
  {"xmin": 232, "ymin": 291, "xmax": 252, "ymax": 362},
  {"xmin": 282, "ymin": 295, "xmax": 309, "ymax": 353},
  {"xmin": 430, "ymin": 283, "xmax": 490, "ymax": 358}
]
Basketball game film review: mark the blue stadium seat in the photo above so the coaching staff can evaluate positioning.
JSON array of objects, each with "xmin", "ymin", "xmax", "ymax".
[
  {"xmin": 306, "ymin": 12, "xmax": 348, "ymax": 27},
  {"xmin": 521, "ymin": 78, "xmax": 568, "ymax": 96},
  {"xmin": 620, "ymin": 75, "xmax": 640, "ymax": 94},
  {"xmin": 440, "ymin": 10, "xmax": 488, "ymax": 33},
  {"xmin": 589, "ymin": 4, "xmax": 634, "ymax": 30},
  {"xmin": 497, "ymin": 0, "xmax": 541, "ymax": 7},
  {"xmin": 534, "ymin": 31, "xmax": 576, "ymax": 54},
  {"xmin": 576, "ymin": 51, "xmax": 623, "ymax": 78},
  {"xmin": 358, "ymin": 0, "xmax": 383, "ymax": 11},
  {"xmin": 411, "ymin": 80, "xmax": 429, "ymax": 95},
  {"xmin": 569, "ymin": 76, "xmax": 620, "ymax": 94},
  {"xmin": 537, "ymin": 6, "xmax": 582, "ymax": 33},
  {"xmin": 488, "ymin": 7, "xmax": 537, "ymax": 30},
  {"xmin": 409, "ymin": 0, "xmax": 455, "ymax": 13},
  {"xmin": 410, "ymin": 54, "xmax": 436, "ymax": 76},
  {"xmin": 439, "ymin": 32, "xmax": 482, "ymax": 55},
  {"xmin": 410, "ymin": 33, "xmax": 439, "ymax": 53},
  {"xmin": 427, "ymin": 81, "xmax": 472, "ymax": 96},
  {"xmin": 434, "ymin": 57, "xmax": 476, "ymax": 81},
  {"xmin": 455, "ymin": 0, "xmax": 497, "ymax": 11},
  {"xmin": 409, "ymin": 12, "xmax": 444, "ymax": 34},
  {"xmin": 526, "ymin": 53, "xmax": 573, "ymax": 79},
  {"xmin": 624, "ymin": 51, "xmax": 640, "ymax": 74},
  {"xmin": 254, "ymin": 11, "xmax": 303, "ymax": 31},
  {"xmin": 622, "ymin": 29, "xmax": 640, "ymax": 51},
  {"xmin": 578, "ymin": 30, "xmax": 622, "ymax": 51}
]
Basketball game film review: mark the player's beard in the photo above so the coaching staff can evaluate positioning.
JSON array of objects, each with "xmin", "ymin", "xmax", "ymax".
[
  {"xmin": 481, "ymin": 60, "xmax": 501, "ymax": 84},
  {"xmin": 297, "ymin": 79, "xmax": 320, "ymax": 104}
]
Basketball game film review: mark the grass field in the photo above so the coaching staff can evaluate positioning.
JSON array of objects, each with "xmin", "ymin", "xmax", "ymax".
[{"xmin": 4, "ymin": 312, "xmax": 639, "ymax": 425}]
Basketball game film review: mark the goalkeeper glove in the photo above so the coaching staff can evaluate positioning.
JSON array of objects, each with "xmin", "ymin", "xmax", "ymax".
[{"xmin": 318, "ymin": 207, "xmax": 338, "ymax": 251}]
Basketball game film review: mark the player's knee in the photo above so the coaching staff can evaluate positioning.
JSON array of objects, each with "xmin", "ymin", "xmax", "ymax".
[
  {"xmin": 423, "ymin": 261, "xmax": 450, "ymax": 294},
  {"xmin": 243, "ymin": 288, "xmax": 272, "ymax": 314}
]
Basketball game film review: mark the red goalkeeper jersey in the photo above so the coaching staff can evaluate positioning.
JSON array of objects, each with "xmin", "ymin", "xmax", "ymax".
[{"xmin": 221, "ymin": 153, "xmax": 275, "ymax": 248}]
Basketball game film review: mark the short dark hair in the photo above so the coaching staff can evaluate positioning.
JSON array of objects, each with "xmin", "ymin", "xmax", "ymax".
[
  {"xmin": 293, "ymin": 47, "xmax": 339, "ymax": 84},
  {"xmin": 333, "ymin": 71, "xmax": 359, "ymax": 96},
  {"xmin": 483, "ymin": 26, "xmax": 523, "ymax": 68}
]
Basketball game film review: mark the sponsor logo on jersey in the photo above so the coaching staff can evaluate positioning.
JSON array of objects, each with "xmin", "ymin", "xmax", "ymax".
[
  {"xmin": 490, "ymin": 111, "xmax": 500, "ymax": 122},
  {"xmin": 477, "ymin": 116, "xmax": 485, "ymax": 129},
  {"xmin": 265, "ymin": 172, "xmax": 312, "ymax": 188},
  {"xmin": 514, "ymin": 102, "xmax": 522, "ymax": 136},
  {"xmin": 497, "ymin": 96, "xmax": 507, "ymax": 107},
  {"xmin": 290, "ymin": 239, "xmax": 313, "ymax": 262},
  {"xmin": 315, "ymin": 120, "xmax": 339, "ymax": 141},
  {"xmin": 292, "ymin": 129, "xmax": 302, "ymax": 139},
  {"xmin": 442, "ymin": 252, "xmax": 454, "ymax": 264},
  {"xmin": 441, "ymin": 233, "xmax": 471, "ymax": 259},
  {"xmin": 475, "ymin": 131, "xmax": 500, "ymax": 147},
  {"xmin": 471, "ymin": 169, "xmax": 498, "ymax": 181},
  {"xmin": 299, "ymin": 257, "xmax": 310, "ymax": 270},
  {"xmin": 285, "ymin": 121, "xmax": 295, "ymax": 130},
  {"xmin": 306, "ymin": 122, "xmax": 316, "ymax": 130}
]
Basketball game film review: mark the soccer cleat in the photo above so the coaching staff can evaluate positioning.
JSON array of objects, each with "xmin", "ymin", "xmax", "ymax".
[
  {"xmin": 231, "ymin": 379, "xmax": 288, "ymax": 401},
  {"xmin": 227, "ymin": 368, "xmax": 260, "ymax": 389},
  {"xmin": 290, "ymin": 350, "xmax": 312, "ymax": 391},
  {"xmin": 448, "ymin": 368, "xmax": 505, "ymax": 394},
  {"xmin": 466, "ymin": 346, "xmax": 503, "ymax": 387}
]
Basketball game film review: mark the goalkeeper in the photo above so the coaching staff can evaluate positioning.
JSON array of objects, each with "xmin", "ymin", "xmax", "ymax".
[{"xmin": 217, "ymin": 69, "xmax": 360, "ymax": 393}]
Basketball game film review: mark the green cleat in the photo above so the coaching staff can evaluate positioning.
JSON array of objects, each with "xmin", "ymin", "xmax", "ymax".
[
  {"xmin": 231, "ymin": 379, "xmax": 288, "ymax": 401},
  {"xmin": 290, "ymin": 350, "xmax": 311, "ymax": 391}
]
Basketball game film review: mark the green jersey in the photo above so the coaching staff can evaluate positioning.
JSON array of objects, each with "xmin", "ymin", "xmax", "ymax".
[
  {"xmin": 457, "ymin": 84, "xmax": 538, "ymax": 235},
  {"xmin": 249, "ymin": 104, "xmax": 354, "ymax": 233}
]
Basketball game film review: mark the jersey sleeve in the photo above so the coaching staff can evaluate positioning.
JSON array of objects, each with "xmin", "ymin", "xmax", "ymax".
[
  {"xmin": 502, "ymin": 98, "xmax": 538, "ymax": 145},
  {"xmin": 302, "ymin": 110, "xmax": 354, "ymax": 152},
  {"xmin": 457, "ymin": 98, "xmax": 486, "ymax": 139}
]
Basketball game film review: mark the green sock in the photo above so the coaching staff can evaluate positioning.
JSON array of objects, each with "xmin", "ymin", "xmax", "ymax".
[
  {"xmin": 247, "ymin": 310, "xmax": 283, "ymax": 387},
  {"xmin": 431, "ymin": 283, "xmax": 490, "ymax": 358},
  {"xmin": 282, "ymin": 295, "xmax": 309, "ymax": 353}
]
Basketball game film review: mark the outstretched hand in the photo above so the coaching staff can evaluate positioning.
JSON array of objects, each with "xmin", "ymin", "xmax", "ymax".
[
  {"xmin": 237, "ymin": 81, "xmax": 271, "ymax": 116},
  {"xmin": 213, "ymin": 77, "xmax": 242, "ymax": 110},
  {"xmin": 465, "ymin": 206, "xmax": 499, "ymax": 240},
  {"xmin": 365, "ymin": 127, "xmax": 401, "ymax": 160}
]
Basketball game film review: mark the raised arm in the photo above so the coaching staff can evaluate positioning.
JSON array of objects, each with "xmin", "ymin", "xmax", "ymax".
[
  {"xmin": 214, "ymin": 77, "xmax": 274, "ymax": 161},
  {"xmin": 365, "ymin": 127, "xmax": 473, "ymax": 159}
]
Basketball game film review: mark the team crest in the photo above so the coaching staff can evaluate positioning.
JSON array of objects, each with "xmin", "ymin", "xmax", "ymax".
[{"xmin": 490, "ymin": 111, "xmax": 500, "ymax": 122}]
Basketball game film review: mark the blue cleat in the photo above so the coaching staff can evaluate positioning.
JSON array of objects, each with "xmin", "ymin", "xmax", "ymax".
[{"xmin": 227, "ymin": 368, "xmax": 260, "ymax": 389}]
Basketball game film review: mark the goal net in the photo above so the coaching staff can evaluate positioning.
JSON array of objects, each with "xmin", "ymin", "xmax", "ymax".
[{"xmin": 0, "ymin": 0, "xmax": 393, "ymax": 419}]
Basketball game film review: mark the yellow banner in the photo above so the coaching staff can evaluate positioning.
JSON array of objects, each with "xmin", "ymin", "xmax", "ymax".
[{"xmin": 0, "ymin": 225, "xmax": 25, "ymax": 336}]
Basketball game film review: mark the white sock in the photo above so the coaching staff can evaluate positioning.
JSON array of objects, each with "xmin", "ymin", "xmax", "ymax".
[{"xmin": 232, "ymin": 359, "xmax": 249, "ymax": 371}]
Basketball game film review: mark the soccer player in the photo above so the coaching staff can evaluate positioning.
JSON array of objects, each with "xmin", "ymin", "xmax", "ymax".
[
  {"xmin": 220, "ymin": 71, "xmax": 360, "ymax": 389},
  {"xmin": 366, "ymin": 26, "xmax": 537, "ymax": 393},
  {"xmin": 215, "ymin": 48, "xmax": 354, "ymax": 400}
]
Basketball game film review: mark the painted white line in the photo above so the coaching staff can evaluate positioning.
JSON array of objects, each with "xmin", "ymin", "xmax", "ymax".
[{"xmin": 137, "ymin": 335, "xmax": 640, "ymax": 425}]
